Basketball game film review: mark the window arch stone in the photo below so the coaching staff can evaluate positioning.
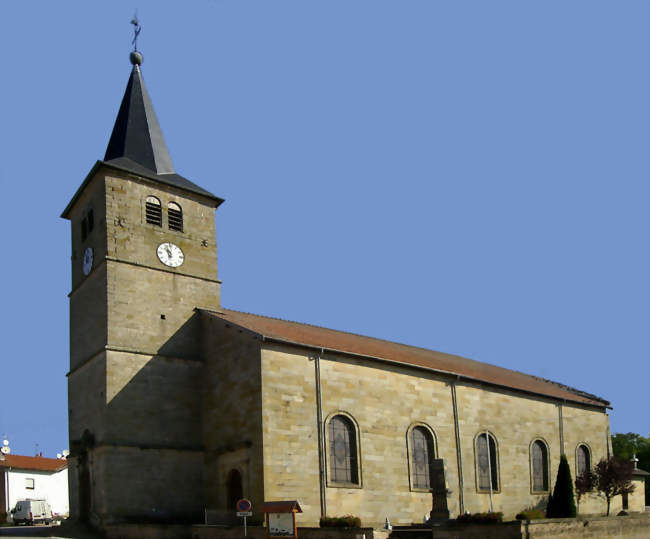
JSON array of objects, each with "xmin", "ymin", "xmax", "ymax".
[
  {"xmin": 474, "ymin": 431, "xmax": 499, "ymax": 492},
  {"xmin": 325, "ymin": 412, "xmax": 361, "ymax": 487},
  {"xmin": 530, "ymin": 438, "xmax": 550, "ymax": 492},
  {"xmin": 406, "ymin": 423, "xmax": 437, "ymax": 491}
]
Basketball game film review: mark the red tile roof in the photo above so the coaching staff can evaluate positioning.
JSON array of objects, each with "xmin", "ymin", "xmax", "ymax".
[
  {"xmin": 0, "ymin": 454, "xmax": 67, "ymax": 472},
  {"xmin": 204, "ymin": 309, "xmax": 609, "ymax": 408}
]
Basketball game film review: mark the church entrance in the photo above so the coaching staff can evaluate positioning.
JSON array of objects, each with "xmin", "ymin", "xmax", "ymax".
[{"xmin": 226, "ymin": 469, "xmax": 243, "ymax": 511}]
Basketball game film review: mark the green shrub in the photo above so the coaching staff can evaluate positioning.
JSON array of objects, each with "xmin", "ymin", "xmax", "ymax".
[
  {"xmin": 319, "ymin": 515, "xmax": 362, "ymax": 528},
  {"xmin": 546, "ymin": 454, "xmax": 577, "ymax": 518},
  {"xmin": 456, "ymin": 512, "xmax": 503, "ymax": 524},
  {"xmin": 515, "ymin": 509, "xmax": 544, "ymax": 520}
]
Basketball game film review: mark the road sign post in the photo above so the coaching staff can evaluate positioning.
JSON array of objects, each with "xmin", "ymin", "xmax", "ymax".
[{"xmin": 236, "ymin": 499, "xmax": 253, "ymax": 536}]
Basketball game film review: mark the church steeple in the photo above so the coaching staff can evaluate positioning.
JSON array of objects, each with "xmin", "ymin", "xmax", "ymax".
[
  {"xmin": 104, "ymin": 51, "xmax": 175, "ymax": 175},
  {"xmin": 62, "ymin": 34, "xmax": 223, "ymax": 220}
]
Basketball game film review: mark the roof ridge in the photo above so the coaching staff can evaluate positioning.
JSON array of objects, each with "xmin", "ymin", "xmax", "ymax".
[
  {"xmin": 219, "ymin": 308, "xmax": 609, "ymax": 405},
  {"xmin": 222, "ymin": 308, "xmax": 467, "ymax": 358}
]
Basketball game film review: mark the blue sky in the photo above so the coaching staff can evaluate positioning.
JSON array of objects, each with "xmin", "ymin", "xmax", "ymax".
[{"xmin": 0, "ymin": 1, "xmax": 647, "ymax": 458}]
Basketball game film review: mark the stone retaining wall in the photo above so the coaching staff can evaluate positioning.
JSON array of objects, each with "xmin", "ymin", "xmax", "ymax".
[
  {"xmin": 104, "ymin": 516, "xmax": 650, "ymax": 539},
  {"xmin": 105, "ymin": 524, "xmax": 376, "ymax": 539},
  {"xmin": 428, "ymin": 514, "xmax": 650, "ymax": 539}
]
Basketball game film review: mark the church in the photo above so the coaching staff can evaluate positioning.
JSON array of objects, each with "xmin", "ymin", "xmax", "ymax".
[{"xmin": 62, "ymin": 48, "xmax": 622, "ymax": 529}]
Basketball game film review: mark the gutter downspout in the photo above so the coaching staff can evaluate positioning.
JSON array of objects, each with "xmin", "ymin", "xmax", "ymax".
[
  {"xmin": 4, "ymin": 467, "xmax": 10, "ymax": 515},
  {"xmin": 314, "ymin": 348, "xmax": 327, "ymax": 518},
  {"xmin": 486, "ymin": 430, "xmax": 494, "ymax": 513},
  {"xmin": 558, "ymin": 402, "xmax": 565, "ymax": 455},
  {"xmin": 450, "ymin": 379, "xmax": 464, "ymax": 514}
]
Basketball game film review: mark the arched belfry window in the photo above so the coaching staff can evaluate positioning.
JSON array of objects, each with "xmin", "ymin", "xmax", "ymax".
[
  {"xmin": 81, "ymin": 207, "xmax": 94, "ymax": 242},
  {"xmin": 168, "ymin": 202, "xmax": 183, "ymax": 232},
  {"xmin": 410, "ymin": 425, "xmax": 436, "ymax": 490},
  {"xmin": 531, "ymin": 439, "xmax": 549, "ymax": 492},
  {"xmin": 577, "ymin": 444, "xmax": 591, "ymax": 475},
  {"xmin": 327, "ymin": 414, "xmax": 359, "ymax": 485},
  {"xmin": 145, "ymin": 196, "xmax": 162, "ymax": 226},
  {"xmin": 475, "ymin": 432, "xmax": 499, "ymax": 491}
]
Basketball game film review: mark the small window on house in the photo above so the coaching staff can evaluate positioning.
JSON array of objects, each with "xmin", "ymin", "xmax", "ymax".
[
  {"xmin": 25, "ymin": 478, "xmax": 34, "ymax": 489},
  {"xmin": 87, "ymin": 208, "xmax": 94, "ymax": 232},
  {"xmin": 577, "ymin": 444, "xmax": 591, "ymax": 475},
  {"xmin": 168, "ymin": 202, "xmax": 183, "ymax": 232},
  {"xmin": 145, "ymin": 196, "xmax": 162, "ymax": 226},
  {"xmin": 476, "ymin": 432, "xmax": 499, "ymax": 491},
  {"xmin": 81, "ymin": 218, "xmax": 88, "ymax": 241},
  {"xmin": 410, "ymin": 426, "xmax": 436, "ymax": 489},
  {"xmin": 531, "ymin": 439, "xmax": 549, "ymax": 492},
  {"xmin": 328, "ymin": 414, "xmax": 359, "ymax": 485}
]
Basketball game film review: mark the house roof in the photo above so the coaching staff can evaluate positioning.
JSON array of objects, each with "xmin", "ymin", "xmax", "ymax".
[
  {"xmin": 259, "ymin": 501, "xmax": 303, "ymax": 513},
  {"xmin": 203, "ymin": 309, "xmax": 609, "ymax": 409},
  {"xmin": 0, "ymin": 454, "xmax": 67, "ymax": 473}
]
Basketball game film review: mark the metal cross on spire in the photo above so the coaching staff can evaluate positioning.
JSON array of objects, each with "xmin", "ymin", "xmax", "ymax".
[{"xmin": 131, "ymin": 12, "xmax": 142, "ymax": 51}]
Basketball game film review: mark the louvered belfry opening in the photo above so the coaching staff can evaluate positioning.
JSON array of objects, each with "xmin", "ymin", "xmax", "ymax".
[
  {"xmin": 145, "ymin": 196, "xmax": 162, "ymax": 226},
  {"xmin": 168, "ymin": 202, "xmax": 183, "ymax": 232}
]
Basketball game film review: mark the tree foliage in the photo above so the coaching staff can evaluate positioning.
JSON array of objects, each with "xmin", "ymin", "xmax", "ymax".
[
  {"xmin": 593, "ymin": 456, "xmax": 635, "ymax": 516},
  {"xmin": 574, "ymin": 469, "xmax": 595, "ymax": 513},
  {"xmin": 612, "ymin": 432, "xmax": 649, "ymax": 504},
  {"xmin": 546, "ymin": 454, "xmax": 576, "ymax": 518}
]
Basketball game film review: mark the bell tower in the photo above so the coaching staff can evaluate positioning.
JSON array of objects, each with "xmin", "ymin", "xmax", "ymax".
[{"xmin": 62, "ymin": 48, "xmax": 223, "ymax": 525}]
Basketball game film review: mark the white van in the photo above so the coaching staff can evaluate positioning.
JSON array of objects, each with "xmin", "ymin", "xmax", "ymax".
[{"xmin": 10, "ymin": 499, "xmax": 53, "ymax": 525}]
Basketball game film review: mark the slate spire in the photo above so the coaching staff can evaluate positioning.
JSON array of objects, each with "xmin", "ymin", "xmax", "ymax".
[{"xmin": 104, "ymin": 52, "xmax": 175, "ymax": 175}]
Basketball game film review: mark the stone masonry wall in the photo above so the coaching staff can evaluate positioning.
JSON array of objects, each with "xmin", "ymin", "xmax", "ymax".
[
  {"xmin": 201, "ymin": 316, "xmax": 265, "ymax": 517},
  {"xmin": 260, "ymin": 343, "xmax": 612, "ymax": 527}
]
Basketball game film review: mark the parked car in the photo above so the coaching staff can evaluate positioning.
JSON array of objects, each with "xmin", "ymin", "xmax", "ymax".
[{"xmin": 10, "ymin": 499, "xmax": 53, "ymax": 525}]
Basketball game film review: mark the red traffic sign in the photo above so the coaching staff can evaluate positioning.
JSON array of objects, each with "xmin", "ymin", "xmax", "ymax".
[{"xmin": 237, "ymin": 498, "xmax": 252, "ymax": 512}]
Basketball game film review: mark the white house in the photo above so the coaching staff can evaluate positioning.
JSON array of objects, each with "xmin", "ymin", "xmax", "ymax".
[{"xmin": 0, "ymin": 453, "xmax": 69, "ymax": 519}]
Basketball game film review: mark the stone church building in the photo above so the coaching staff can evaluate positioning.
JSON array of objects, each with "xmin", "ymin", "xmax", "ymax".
[{"xmin": 63, "ymin": 51, "xmax": 620, "ymax": 528}]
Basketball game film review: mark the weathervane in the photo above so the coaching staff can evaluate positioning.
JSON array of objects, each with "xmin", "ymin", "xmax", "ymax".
[{"xmin": 131, "ymin": 13, "xmax": 142, "ymax": 52}]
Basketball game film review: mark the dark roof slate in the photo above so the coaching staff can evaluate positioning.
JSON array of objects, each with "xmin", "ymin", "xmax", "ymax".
[
  {"xmin": 202, "ymin": 308, "xmax": 610, "ymax": 409},
  {"xmin": 62, "ymin": 62, "xmax": 223, "ymax": 218},
  {"xmin": 105, "ymin": 65, "xmax": 174, "ymax": 174}
]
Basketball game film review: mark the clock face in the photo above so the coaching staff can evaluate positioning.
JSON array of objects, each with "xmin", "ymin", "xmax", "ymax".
[
  {"xmin": 157, "ymin": 242, "xmax": 184, "ymax": 268},
  {"xmin": 82, "ymin": 247, "xmax": 94, "ymax": 276}
]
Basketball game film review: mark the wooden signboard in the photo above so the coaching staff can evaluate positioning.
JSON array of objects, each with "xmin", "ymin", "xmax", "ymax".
[{"xmin": 260, "ymin": 500, "xmax": 303, "ymax": 539}]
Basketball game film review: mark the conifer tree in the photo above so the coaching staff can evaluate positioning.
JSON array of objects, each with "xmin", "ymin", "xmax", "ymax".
[{"xmin": 546, "ymin": 454, "xmax": 577, "ymax": 518}]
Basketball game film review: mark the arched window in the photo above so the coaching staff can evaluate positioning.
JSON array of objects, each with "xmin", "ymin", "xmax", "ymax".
[
  {"xmin": 327, "ymin": 414, "xmax": 359, "ymax": 485},
  {"xmin": 476, "ymin": 432, "xmax": 499, "ymax": 491},
  {"xmin": 577, "ymin": 444, "xmax": 591, "ymax": 475},
  {"xmin": 168, "ymin": 202, "xmax": 183, "ymax": 232},
  {"xmin": 81, "ymin": 207, "xmax": 94, "ymax": 242},
  {"xmin": 531, "ymin": 439, "xmax": 549, "ymax": 492},
  {"xmin": 145, "ymin": 196, "xmax": 162, "ymax": 226},
  {"xmin": 410, "ymin": 426, "xmax": 436, "ymax": 489}
]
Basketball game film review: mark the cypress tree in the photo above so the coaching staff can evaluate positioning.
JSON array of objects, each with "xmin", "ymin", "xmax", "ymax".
[{"xmin": 546, "ymin": 454, "xmax": 577, "ymax": 518}]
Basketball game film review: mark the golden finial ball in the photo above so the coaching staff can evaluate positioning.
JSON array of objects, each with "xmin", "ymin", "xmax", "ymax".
[{"xmin": 130, "ymin": 51, "xmax": 143, "ymax": 66}]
